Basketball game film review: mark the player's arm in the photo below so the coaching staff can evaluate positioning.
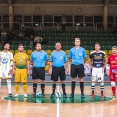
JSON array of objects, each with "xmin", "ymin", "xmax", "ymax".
[
  {"xmin": 45, "ymin": 53, "xmax": 49, "ymax": 65},
  {"xmin": 48, "ymin": 61, "xmax": 52, "ymax": 75},
  {"xmin": 12, "ymin": 55, "xmax": 16, "ymax": 75},
  {"xmin": 88, "ymin": 58, "xmax": 93, "ymax": 68},
  {"xmin": 68, "ymin": 49, "xmax": 72, "ymax": 62},
  {"xmin": 30, "ymin": 53, "xmax": 34, "ymax": 66},
  {"xmin": 83, "ymin": 49, "xmax": 87, "ymax": 63},
  {"xmin": 106, "ymin": 57, "xmax": 110, "ymax": 76},
  {"xmin": 9, "ymin": 53, "xmax": 13, "ymax": 73},
  {"xmin": 103, "ymin": 57, "xmax": 107, "ymax": 69},
  {"xmin": 48, "ymin": 53, "xmax": 53, "ymax": 74},
  {"xmin": 12, "ymin": 62, "xmax": 16, "ymax": 75},
  {"xmin": 65, "ymin": 62, "xmax": 69, "ymax": 74},
  {"xmin": 26, "ymin": 58, "xmax": 30, "ymax": 75},
  {"xmin": 88, "ymin": 53, "xmax": 93, "ymax": 68},
  {"xmin": 102, "ymin": 53, "xmax": 107, "ymax": 68},
  {"xmin": 64, "ymin": 53, "xmax": 69, "ymax": 74}
]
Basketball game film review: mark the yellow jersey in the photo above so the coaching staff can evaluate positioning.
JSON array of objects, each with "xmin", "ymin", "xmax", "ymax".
[{"xmin": 13, "ymin": 52, "xmax": 28, "ymax": 69}]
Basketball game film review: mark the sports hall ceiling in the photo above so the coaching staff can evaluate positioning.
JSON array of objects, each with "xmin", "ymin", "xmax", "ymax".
[{"xmin": 0, "ymin": 0, "xmax": 116, "ymax": 5}]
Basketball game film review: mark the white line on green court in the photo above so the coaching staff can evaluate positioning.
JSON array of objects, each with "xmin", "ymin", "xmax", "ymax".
[{"xmin": 56, "ymin": 84, "xmax": 60, "ymax": 117}]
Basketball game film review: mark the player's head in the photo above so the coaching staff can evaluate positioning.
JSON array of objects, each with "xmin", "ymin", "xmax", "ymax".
[
  {"xmin": 18, "ymin": 44, "xmax": 24, "ymax": 52},
  {"xmin": 35, "ymin": 43, "xmax": 41, "ymax": 51},
  {"xmin": 95, "ymin": 43, "xmax": 101, "ymax": 51},
  {"xmin": 55, "ymin": 42, "xmax": 61, "ymax": 51},
  {"xmin": 4, "ymin": 43, "xmax": 10, "ymax": 50},
  {"xmin": 112, "ymin": 46, "xmax": 117, "ymax": 54},
  {"xmin": 74, "ymin": 38, "xmax": 80, "ymax": 46}
]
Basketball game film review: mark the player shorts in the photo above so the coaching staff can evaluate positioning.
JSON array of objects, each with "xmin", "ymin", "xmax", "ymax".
[
  {"xmin": 32, "ymin": 67, "xmax": 45, "ymax": 80},
  {"xmin": 51, "ymin": 66, "xmax": 65, "ymax": 81},
  {"xmin": 71, "ymin": 64, "xmax": 84, "ymax": 78},
  {"xmin": 109, "ymin": 67, "xmax": 117, "ymax": 82},
  {"xmin": 92, "ymin": 67, "xmax": 104, "ymax": 82},
  {"xmin": 0, "ymin": 69, "xmax": 12, "ymax": 79},
  {"xmin": 15, "ymin": 68, "xmax": 27, "ymax": 83}
]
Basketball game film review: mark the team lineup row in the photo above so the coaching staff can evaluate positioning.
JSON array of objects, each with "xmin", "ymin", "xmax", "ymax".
[{"xmin": 0, "ymin": 38, "xmax": 117, "ymax": 99}]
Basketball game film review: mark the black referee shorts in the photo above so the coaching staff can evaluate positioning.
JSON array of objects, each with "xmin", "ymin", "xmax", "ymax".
[
  {"xmin": 51, "ymin": 66, "xmax": 66, "ymax": 81},
  {"xmin": 71, "ymin": 64, "xmax": 84, "ymax": 78},
  {"xmin": 32, "ymin": 67, "xmax": 45, "ymax": 80}
]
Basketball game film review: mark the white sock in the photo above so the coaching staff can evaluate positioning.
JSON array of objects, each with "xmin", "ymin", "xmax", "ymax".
[{"xmin": 7, "ymin": 79, "xmax": 11, "ymax": 94}]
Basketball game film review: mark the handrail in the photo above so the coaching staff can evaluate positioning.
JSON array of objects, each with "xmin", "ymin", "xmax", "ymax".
[
  {"xmin": 59, "ymin": 22, "xmax": 77, "ymax": 30},
  {"xmin": 0, "ymin": 22, "xmax": 116, "ymax": 31},
  {"xmin": 96, "ymin": 22, "xmax": 114, "ymax": 31},
  {"xmin": 77, "ymin": 22, "xmax": 95, "ymax": 30},
  {"xmin": 3, "ymin": 22, "xmax": 20, "ymax": 30},
  {"xmin": 40, "ymin": 22, "xmax": 58, "ymax": 30},
  {"xmin": 21, "ymin": 22, "xmax": 39, "ymax": 30}
]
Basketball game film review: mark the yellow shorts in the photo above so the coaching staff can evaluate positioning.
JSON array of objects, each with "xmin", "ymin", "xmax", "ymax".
[{"xmin": 15, "ymin": 68, "xmax": 27, "ymax": 83}]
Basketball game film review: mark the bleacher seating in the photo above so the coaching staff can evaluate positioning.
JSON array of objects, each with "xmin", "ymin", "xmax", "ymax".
[{"xmin": 0, "ymin": 29, "xmax": 117, "ymax": 70}]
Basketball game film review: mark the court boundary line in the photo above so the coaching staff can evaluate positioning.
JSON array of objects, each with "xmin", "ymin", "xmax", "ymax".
[
  {"xmin": 56, "ymin": 84, "xmax": 60, "ymax": 117},
  {"xmin": 1, "ymin": 94, "xmax": 115, "ymax": 105}
]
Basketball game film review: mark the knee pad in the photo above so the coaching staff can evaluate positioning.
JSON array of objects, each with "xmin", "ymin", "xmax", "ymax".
[{"xmin": 111, "ymin": 81, "xmax": 115, "ymax": 86}]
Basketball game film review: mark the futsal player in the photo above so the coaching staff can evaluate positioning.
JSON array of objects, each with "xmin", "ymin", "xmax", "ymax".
[
  {"xmin": 13, "ymin": 44, "xmax": 30, "ymax": 98},
  {"xmin": 69, "ymin": 38, "xmax": 86, "ymax": 98},
  {"xmin": 88, "ymin": 43, "xmax": 107, "ymax": 98},
  {"xmin": 0, "ymin": 43, "xmax": 13, "ymax": 97},
  {"xmin": 48, "ymin": 42, "xmax": 69, "ymax": 98},
  {"xmin": 106, "ymin": 46, "xmax": 117, "ymax": 98},
  {"xmin": 30, "ymin": 43, "xmax": 48, "ymax": 98}
]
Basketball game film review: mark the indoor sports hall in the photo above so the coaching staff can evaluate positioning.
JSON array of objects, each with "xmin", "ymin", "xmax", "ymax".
[{"xmin": 0, "ymin": 0, "xmax": 117, "ymax": 117}]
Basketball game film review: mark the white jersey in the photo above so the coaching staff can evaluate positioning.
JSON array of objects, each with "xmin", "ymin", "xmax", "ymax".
[{"xmin": 0, "ymin": 51, "xmax": 13, "ymax": 70}]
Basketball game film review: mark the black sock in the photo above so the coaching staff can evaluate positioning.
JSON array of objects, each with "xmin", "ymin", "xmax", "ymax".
[
  {"xmin": 80, "ymin": 82, "xmax": 84, "ymax": 95},
  {"xmin": 101, "ymin": 90, "xmax": 103, "ymax": 94},
  {"xmin": 41, "ymin": 84, "xmax": 45, "ymax": 94},
  {"xmin": 62, "ymin": 84, "xmax": 66, "ymax": 94},
  {"xmin": 33, "ymin": 83, "xmax": 37, "ymax": 94},
  {"xmin": 52, "ymin": 84, "xmax": 56, "ymax": 94},
  {"xmin": 71, "ymin": 81, "xmax": 76, "ymax": 95}
]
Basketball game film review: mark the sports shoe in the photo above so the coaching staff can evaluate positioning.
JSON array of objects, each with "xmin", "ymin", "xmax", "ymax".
[
  {"xmin": 101, "ymin": 93, "xmax": 104, "ymax": 98},
  {"xmin": 24, "ymin": 94, "xmax": 28, "ymax": 98},
  {"xmin": 9, "ymin": 93, "xmax": 13, "ymax": 97},
  {"xmin": 50, "ymin": 93, "xmax": 55, "ymax": 98},
  {"xmin": 63, "ymin": 93, "xmax": 67, "ymax": 98},
  {"xmin": 81, "ymin": 94, "xmax": 85, "ymax": 98},
  {"xmin": 41, "ymin": 93, "xmax": 45, "ymax": 98},
  {"xmin": 69, "ymin": 94, "xmax": 74, "ymax": 98},
  {"xmin": 14, "ymin": 94, "xmax": 19, "ymax": 98},
  {"xmin": 32, "ymin": 93, "xmax": 36, "ymax": 98},
  {"xmin": 112, "ymin": 94, "xmax": 116, "ymax": 98},
  {"xmin": 90, "ymin": 93, "xmax": 94, "ymax": 98}
]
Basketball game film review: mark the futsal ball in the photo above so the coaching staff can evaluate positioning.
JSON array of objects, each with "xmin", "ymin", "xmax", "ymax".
[
  {"xmin": 36, "ymin": 91, "xmax": 42, "ymax": 97},
  {"xmin": 56, "ymin": 92, "xmax": 62, "ymax": 98}
]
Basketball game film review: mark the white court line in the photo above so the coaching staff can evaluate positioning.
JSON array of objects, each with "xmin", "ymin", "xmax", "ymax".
[{"xmin": 56, "ymin": 84, "xmax": 60, "ymax": 117}]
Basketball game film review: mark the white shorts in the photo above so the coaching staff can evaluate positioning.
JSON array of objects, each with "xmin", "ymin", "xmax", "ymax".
[
  {"xmin": 92, "ymin": 67, "xmax": 104, "ymax": 82},
  {"xmin": 0, "ymin": 69, "xmax": 12, "ymax": 79}
]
